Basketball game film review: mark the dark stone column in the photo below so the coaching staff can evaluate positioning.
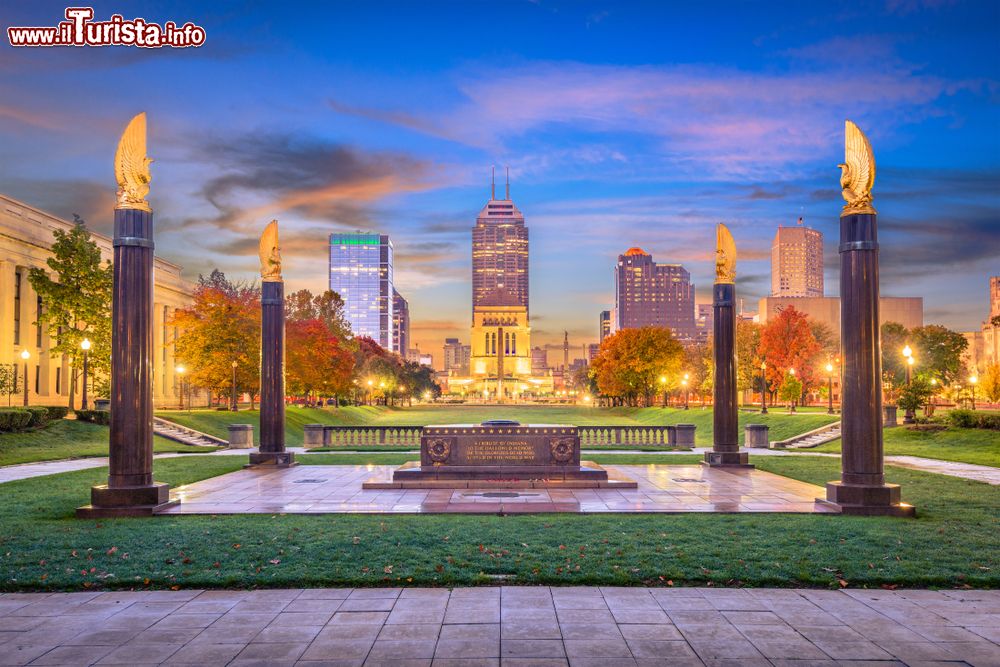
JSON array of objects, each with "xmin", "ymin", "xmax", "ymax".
[
  {"xmin": 77, "ymin": 208, "xmax": 174, "ymax": 517},
  {"xmin": 824, "ymin": 213, "xmax": 913, "ymax": 516},
  {"xmin": 248, "ymin": 280, "xmax": 295, "ymax": 466},
  {"xmin": 704, "ymin": 283, "xmax": 751, "ymax": 467}
]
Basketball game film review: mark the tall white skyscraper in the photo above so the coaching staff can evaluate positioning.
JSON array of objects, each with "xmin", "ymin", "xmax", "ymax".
[
  {"xmin": 771, "ymin": 220, "xmax": 824, "ymax": 297},
  {"xmin": 329, "ymin": 232, "xmax": 394, "ymax": 351}
]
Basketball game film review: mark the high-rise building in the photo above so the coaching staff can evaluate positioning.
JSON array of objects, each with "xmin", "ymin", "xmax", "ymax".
[
  {"xmin": 531, "ymin": 346, "xmax": 548, "ymax": 375},
  {"xmin": 599, "ymin": 310, "xmax": 612, "ymax": 341},
  {"xmin": 392, "ymin": 289, "xmax": 409, "ymax": 356},
  {"xmin": 587, "ymin": 343, "xmax": 600, "ymax": 362},
  {"xmin": 614, "ymin": 247, "xmax": 696, "ymax": 341},
  {"xmin": 443, "ymin": 338, "xmax": 471, "ymax": 374},
  {"xmin": 771, "ymin": 221, "xmax": 824, "ymax": 297},
  {"xmin": 329, "ymin": 232, "xmax": 394, "ymax": 350},
  {"xmin": 472, "ymin": 169, "xmax": 529, "ymax": 317}
]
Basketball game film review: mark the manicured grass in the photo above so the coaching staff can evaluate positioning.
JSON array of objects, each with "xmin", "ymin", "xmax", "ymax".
[
  {"xmin": 0, "ymin": 419, "xmax": 222, "ymax": 466},
  {"xmin": 0, "ymin": 453, "xmax": 996, "ymax": 591},
  {"xmin": 796, "ymin": 425, "xmax": 1000, "ymax": 468},
  {"xmin": 158, "ymin": 405, "xmax": 838, "ymax": 447}
]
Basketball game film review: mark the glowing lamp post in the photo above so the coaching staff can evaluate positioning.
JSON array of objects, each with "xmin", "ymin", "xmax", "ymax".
[
  {"xmin": 826, "ymin": 362, "xmax": 835, "ymax": 415},
  {"xmin": 902, "ymin": 345, "xmax": 915, "ymax": 423},
  {"xmin": 969, "ymin": 375, "xmax": 978, "ymax": 410},
  {"xmin": 788, "ymin": 368, "xmax": 796, "ymax": 413},
  {"xmin": 659, "ymin": 375, "xmax": 667, "ymax": 408},
  {"xmin": 230, "ymin": 360, "xmax": 238, "ymax": 411},
  {"xmin": 19, "ymin": 349, "xmax": 30, "ymax": 406},
  {"xmin": 760, "ymin": 361, "xmax": 768, "ymax": 414},
  {"xmin": 176, "ymin": 365, "xmax": 186, "ymax": 411},
  {"xmin": 682, "ymin": 376, "xmax": 689, "ymax": 410},
  {"xmin": 366, "ymin": 379, "xmax": 373, "ymax": 406},
  {"xmin": 80, "ymin": 338, "xmax": 91, "ymax": 410}
]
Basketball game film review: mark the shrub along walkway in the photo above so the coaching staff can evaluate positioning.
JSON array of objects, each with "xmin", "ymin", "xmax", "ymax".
[{"xmin": 0, "ymin": 586, "xmax": 997, "ymax": 666}]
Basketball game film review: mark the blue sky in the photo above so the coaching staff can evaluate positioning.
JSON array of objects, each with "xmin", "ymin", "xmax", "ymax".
[{"xmin": 1, "ymin": 0, "xmax": 997, "ymax": 357}]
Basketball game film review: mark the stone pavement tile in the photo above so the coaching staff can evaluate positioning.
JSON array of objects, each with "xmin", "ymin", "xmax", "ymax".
[
  {"xmin": 285, "ymin": 598, "xmax": 346, "ymax": 613},
  {"xmin": 676, "ymin": 623, "xmax": 740, "ymax": 643},
  {"xmin": 386, "ymin": 608, "xmax": 445, "ymax": 625},
  {"xmin": 299, "ymin": 638, "xmax": 375, "ymax": 661},
  {"xmin": 142, "ymin": 590, "xmax": 203, "ymax": 603},
  {"xmin": 62, "ymin": 627, "xmax": 141, "ymax": 645},
  {"xmin": 0, "ymin": 644, "xmax": 56, "ymax": 666},
  {"xmin": 162, "ymin": 641, "xmax": 244, "ymax": 665},
  {"xmin": 26, "ymin": 644, "xmax": 116, "ymax": 665},
  {"xmin": 747, "ymin": 639, "xmax": 831, "ymax": 660},
  {"xmin": 626, "ymin": 639, "xmax": 701, "ymax": 659},
  {"xmin": 316, "ymin": 624, "xmax": 382, "ymax": 641},
  {"xmin": 633, "ymin": 658, "xmax": 704, "ymax": 667},
  {"xmin": 235, "ymin": 641, "xmax": 309, "ymax": 662},
  {"xmin": 298, "ymin": 588, "xmax": 354, "ymax": 600},
  {"xmin": 610, "ymin": 608, "xmax": 669, "ymax": 624},
  {"xmin": 906, "ymin": 623, "xmax": 991, "ymax": 642},
  {"xmin": 339, "ymin": 598, "xmax": 398, "ymax": 612},
  {"xmin": 700, "ymin": 659, "xmax": 771, "ymax": 667},
  {"xmin": 431, "ymin": 660, "xmax": 497, "ymax": 667},
  {"xmin": 501, "ymin": 620, "xmax": 561, "ymax": 639},
  {"xmin": 330, "ymin": 611, "xmax": 391, "ymax": 625},
  {"xmin": 253, "ymin": 624, "xmax": 322, "ymax": 643},
  {"xmin": 346, "ymin": 588, "xmax": 401, "ymax": 600},
  {"xmin": 187, "ymin": 623, "xmax": 263, "ymax": 644},
  {"xmin": 722, "ymin": 610, "xmax": 783, "ymax": 625},
  {"xmin": 176, "ymin": 599, "xmax": 241, "ymax": 614},
  {"xmin": 737, "ymin": 623, "xmax": 804, "ymax": 642},
  {"xmin": 811, "ymin": 640, "xmax": 894, "ymax": 660},
  {"xmin": 94, "ymin": 641, "xmax": 183, "ymax": 664},
  {"xmin": 433, "ymin": 639, "xmax": 500, "ymax": 659},
  {"xmin": 618, "ymin": 624, "xmax": 683, "ymax": 641},
  {"xmin": 795, "ymin": 625, "xmax": 867, "ymax": 643},
  {"xmin": 365, "ymin": 639, "xmax": 437, "ymax": 660},
  {"xmin": 271, "ymin": 611, "xmax": 334, "ymax": 627},
  {"xmin": 438, "ymin": 624, "xmax": 499, "ymax": 642},
  {"xmin": 551, "ymin": 596, "xmax": 609, "ymax": 611},
  {"xmin": 969, "ymin": 625, "xmax": 1000, "ymax": 643},
  {"xmin": 500, "ymin": 639, "xmax": 566, "ymax": 658},
  {"xmin": 848, "ymin": 620, "xmax": 928, "ymax": 643},
  {"xmin": 667, "ymin": 610, "xmax": 728, "ymax": 627},
  {"xmin": 652, "ymin": 595, "xmax": 715, "ymax": 611},
  {"xmin": 230, "ymin": 598, "xmax": 294, "ymax": 614},
  {"xmin": 377, "ymin": 624, "xmax": 441, "ymax": 641},
  {"xmin": 772, "ymin": 608, "xmax": 845, "ymax": 627},
  {"xmin": 130, "ymin": 625, "xmax": 205, "ymax": 645},
  {"xmin": 443, "ymin": 607, "xmax": 500, "ymax": 624},
  {"xmin": 700, "ymin": 591, "xmax": 770, "ymax": 612},
  {"xmin": 498, "ymin": 660, "xmax": 567, "ymax": 667},
  {"xmin": 687, "ymin": 638, "xmax": 765, "ymax": 661},
  {"xmin": 768, "ymin": 661, "xmax": 836, "ymax": 667},
  {"xmin": 555, "ymin": 608, "xmax": 615, "ymax": 624},
  {"xmin": 875, "ymin": 639, "xmax": 970, "ymax": 662},
  {"xmin": 567, "ymin": 658, "xmax": 638, "ymax": 667},
  {"xmin": 500, "ymin": 607, "xmax": 557, "ymax": 622},
  {"xmin": 558, "ymin": 622, "xmax": 623, "ymax": 640},
  {"xmin": 563, "ymin": 638, "xmax": 632, "ymax": 658},
  {"xmin": 0, "ymin": 616, "xmax": 45, "ymax": 631},
  {"xmin": 149, "ymin": 612, "xmax": 221, "ymax": 629}
]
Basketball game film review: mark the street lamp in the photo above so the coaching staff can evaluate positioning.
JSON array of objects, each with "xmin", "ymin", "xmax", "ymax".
[
  {"xmin": 176, "ymin": 364, "xmax": 186, "ymax": 411},
  {"xmin": 760, "ymin": 360, "xmax": 768, "ymax": 414},
  {"xmin": 825, "ymin": 362, "xmax": 835, "ymax": 415},
  {"xmin": 969, "ymin": 374, "xmax": 978, "ymax": 410},
  {"xmin": 366, "ymin": 379, "xmax": 373, "ymax": 406},
  {"xmin": 80, "ymin": 338, "xmax": 91, "ymax": 411},
  {"xmin": 788, "ymin": 367, "xmax": 796, "ymax": 413},
  {"xmin": 682, "ymin": 376, "xmax": 689, "ymax": 410},
  {"xmin": 19, "ymin": 349, "xmax": 30, "ymax": 407},
  {"xmin": 902, "ymin": 345, "xmax": 914, "ymax": 423},
  {"xmin": 659, "ymin": 375, "xmax": 667, "ymax": 408},
  {"xmin": 230, "ymin": 360, "xmax": 238, "ymax": 411}
]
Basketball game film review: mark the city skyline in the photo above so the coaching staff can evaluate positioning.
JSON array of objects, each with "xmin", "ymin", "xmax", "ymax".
[{"xmin": 0, "ymin": 2, "xmax": 997, "ymax": 355}]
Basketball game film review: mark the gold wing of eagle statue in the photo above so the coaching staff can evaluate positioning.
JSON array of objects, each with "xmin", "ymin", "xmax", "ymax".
[
  {"xmin": 715, "ymin": 223, "xmax": 736, "ymax": 284},
  {"xmin": 838, "ymin": 120, "xmax": 876, "ymax": 216},
  {"xmin": 114, "ymin": 113, "xmax": 152, "ymax": 212},
  {"xmin": 259, "ymin": 220, "xmax": 282, "ymax": 282}
]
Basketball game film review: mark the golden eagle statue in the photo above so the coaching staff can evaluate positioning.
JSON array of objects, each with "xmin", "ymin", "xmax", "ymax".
[
  {"xmin": 259, "ymin": 220, "xmax": 282, "ymax": 282},
  {"xmin": 715, "ymin": 223, "xmax": 736, "ymax": 284},
  {"xmin": 114, "ymin": 113, "xmax": 152, "ymax": 212},
  {"xmin": 838, "ymin": 120, "xmax": 876, "ymax": 216}
]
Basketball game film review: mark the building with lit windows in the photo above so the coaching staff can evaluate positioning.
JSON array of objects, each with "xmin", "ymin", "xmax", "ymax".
[
  {"xmin": 392, "ymin": 288, "xmax": 409, "ymax": 356},
  {"xmin": 599, "ymin": 310, "xmax": 612, "ymax": 341},
  {"xmin": 771, "ymin": 221, "xmax": 824, "ymax": 297},
  {"xmin": 329, "ymin": 232, "xmax": 395, "ymax": 351},
  {"xmin": 614, "ymin": 247, "xmax": 696, "ymax": 341}
]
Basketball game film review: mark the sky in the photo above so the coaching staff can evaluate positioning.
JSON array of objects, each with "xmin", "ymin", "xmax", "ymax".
[{"xmin": 1, "ymin": 0, "xmax": 998, "ymax": 361}]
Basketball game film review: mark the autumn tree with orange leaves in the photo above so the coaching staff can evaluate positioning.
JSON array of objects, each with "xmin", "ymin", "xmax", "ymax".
[
  {"xmin": 758, "ymin": 306, "xmax": 821, "ymax": 402},
  {"xmin": 591, "ymin": 327, "xmax": 685, "ymax": 406}
]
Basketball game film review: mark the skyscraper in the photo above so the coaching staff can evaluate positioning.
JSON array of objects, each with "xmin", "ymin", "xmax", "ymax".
[
  {"xmin": 443, "ymin": 337, "xmax": 471, "ymax": 374},
  {"xmin": 329, "ymin": 232, "xmax": 394, "ymax": 350},
  {"xmin": 771, "ymin": 221, "xmax": 824, "ymax": 297},
  {"xmin": 614, "ymin": 247, "xmax": 696, "ymax": 341},
  {"xmin": 472, "ymin": 168, "xmax": 529, "ymax": 316},
  {"xmin": 392, "ymin": 288, "xmax": 409, "ymax": 356},
  {"xmin": 599, "ymin": 310, "xmax": 612, "ymax": 341}
]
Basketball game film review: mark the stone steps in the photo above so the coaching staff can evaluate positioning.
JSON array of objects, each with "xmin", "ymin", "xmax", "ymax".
[{"xmin": 153, "ymin": 418, "xmax": 227, "ymax": 448}]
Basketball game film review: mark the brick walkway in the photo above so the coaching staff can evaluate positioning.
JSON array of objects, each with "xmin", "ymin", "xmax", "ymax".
[{"xmin": 1, "ymin": 587, "xmax": 998, "ymax": 665}]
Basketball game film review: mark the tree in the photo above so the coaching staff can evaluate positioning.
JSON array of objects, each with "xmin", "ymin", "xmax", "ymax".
[
  {"xmin": 778, "ymin": 375, "xmax": 803, "ymax": 412},
  {"xmin": 590, "ymin": 327, "xmax": 685, "ymax": 406},
  {"xmin": 880, "ymin": 321, "xmax": 909, "ymax": 390},
  {"xmin": 735, "ymin": 321, "xmax": 761, "ymax": 398},
  {"xmin": 758, "ymin": 307, "xmax": 820, "ymax": 400},
  {"xmin": 911, "ymin": 324, "xmax": 968, "ymax": 386},
  {"xmin": 897, "ymin": 376, "xmax": 934, "ymax": 416},
  {"xmin": 27, "ymin": 218, "xmax": 113, "ymax": 409},
  {"xmin": 286, "ymin": 318, "xmax": 354, "ymax": 404},
  {"xmin": 980, "ymin": 364, "xmax": 1000, "ymax": 403},
  {"xmin": 170, "ymin": 272, "xmax": 261, "ymax": 408},
  {"xmin": 0, "ymin": 364, "xmax": 17, "ymax": 406}
]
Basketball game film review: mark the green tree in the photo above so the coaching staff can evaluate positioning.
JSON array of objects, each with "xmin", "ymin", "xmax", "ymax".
[
  {"xmin": 778, "ymin": 374, "xmax": 803, "ymax": 412},
  {"xmin": 27, "ymin": 218, "xmax": 112, "ymax": 410},
  {"xmin": 897, "ymin": 376, "xmax": 934, "ymax": 415},
  {"xmin": 735, "ymin": 320, "xmax": 761, "ymax": 398},
  {"xmin": 880, "ymin": 321, "xmax": 909, "ymax": 390},
  {"xmin": 911, "ymin": 324, "xmax": 968, "ymax": 386}
]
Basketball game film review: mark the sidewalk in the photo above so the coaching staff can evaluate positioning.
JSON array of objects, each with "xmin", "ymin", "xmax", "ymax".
[{"xmin": 0, "ymin": 586, "xmax": 997, "ymax": 666}]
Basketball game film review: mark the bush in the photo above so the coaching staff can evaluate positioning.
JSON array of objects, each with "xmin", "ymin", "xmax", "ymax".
[
  {"xmin": 41, "ymin": 405, "xmax": 69, "ymax": 420},
  {"xmin": 947, "ymin": 409, "xmax": 1000, "ymax": 430},
  {"xmin": 24, "ymin": 406, "xmax": 50, "ymax": 427},
  {"xmin": 977, "ymin": 413, "xmax": 1000, "ymax": 430},
  {"xmin": 0, "ymin": 409, "xmax": 33, "ymax": 432},
  {"xmin": 75, "ymin": 409, "xmax": 111, "ymax": 425}
]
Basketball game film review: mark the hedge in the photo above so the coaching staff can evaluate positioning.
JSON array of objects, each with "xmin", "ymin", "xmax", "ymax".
[
  {"xmin": 40, "ymin": 405, "xmax": 70, "ymax": 420},
  {"xmin": 75, "ymin": 409, "xmax": 111, "ymax": 425},
  {"xmin": 24, "ymin": 406, "xmax": 50, "ymax": 427},
  {"xmin": 948, "ymin": 409, "xmax": 1000, "ymax": 430},
  {"xmin": 0, "ymin": 409, "xmax": 33, "ymax": 432}
]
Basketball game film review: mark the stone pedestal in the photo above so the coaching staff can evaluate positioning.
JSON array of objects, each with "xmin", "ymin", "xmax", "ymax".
[
  {"xmin": 704, "ymin": 283, "xmax": 751, "ymax": 468},
  {"xmin": 745, "ymin": 424, "xmax": 769, "ymax": 448},
  {"xmin": 78, "ymin": 208, "xmax": 175, "ymax": 517},
  {"xmin": 883, "ymin": 405, "xmax": 898, "ymax": 428},
  {"xmin": 228, "ymin": 424, "xmax": 254, "ymax": 449},
  {"xmin": 303, "ymin": 424, "xmax": 326, "ymax": 449},
  {"xmin": 822, "ymin": 213, "xmax": 913, "ymax": 517},
  {"xmin": 249, "ymin": 281, "xmax": 295, "ymax": 468},
  {"xmin": 674, "ymin": 424, "xmax": 696, "ymax": 448}
]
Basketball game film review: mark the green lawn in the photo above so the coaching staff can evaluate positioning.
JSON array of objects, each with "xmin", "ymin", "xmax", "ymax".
[
  {"xmin": 157, "ymin": 405, "xmax": 838, "ymax": 447},
  {"xmin": 796, "ymin": 425, "xmax": 1000, "ymax": 468},
  {"xmin": 0, "ymin": 419, "xmax": 222, "ymax": 466},
  {"xmin": 0, "ymin": 453, "xmax": 996, "ymax": 591}
]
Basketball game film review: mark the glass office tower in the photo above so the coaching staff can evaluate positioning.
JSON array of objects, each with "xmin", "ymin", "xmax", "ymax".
[{"xmin": 329, "ymin": 232, "xmax": 394, "ymax": 351}]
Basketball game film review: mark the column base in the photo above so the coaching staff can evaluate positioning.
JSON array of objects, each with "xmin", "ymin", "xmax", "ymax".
[
  {"xmin": 820, "ymin": 481, "xmax": 916, "ymax": 517},
  {"xmin": 702, "ymin": 451, "xmax": 753, "ymax": 468},
  {"xmin": 76, "ymin": 482, "xmax": 176, "ymax": 517},
  {"xmin": 245, "ymin": 452, "xmax": 297, "ymax": 468}
]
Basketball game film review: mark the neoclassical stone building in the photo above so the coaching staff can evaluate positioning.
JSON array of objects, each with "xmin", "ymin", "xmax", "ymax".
[{"xmin": 0, "ymin": 193, "xmax": 194, "ymax": 408}]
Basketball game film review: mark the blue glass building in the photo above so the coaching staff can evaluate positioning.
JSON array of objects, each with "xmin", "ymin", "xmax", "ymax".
[{"xmin": 329, "ymin": 233, "xmax": 394, "ymax": 351}]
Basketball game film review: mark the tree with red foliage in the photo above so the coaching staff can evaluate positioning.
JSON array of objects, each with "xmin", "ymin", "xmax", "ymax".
[
  {"xmin": 758, "ymin": 306, "xmax": 821, "ymax": 401},
  {"xmin": 285, "ymin": 318, "xmax": 355, "ymax": 404}
]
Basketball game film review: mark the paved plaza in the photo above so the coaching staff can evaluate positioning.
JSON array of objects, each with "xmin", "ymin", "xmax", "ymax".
[
  {"xmin": 160, "ymin": 464, "xmax": 838, "ymax": 515},
  {"xmin": 1, "ymin": 586, "xmax": 998, "ymax": 666}
]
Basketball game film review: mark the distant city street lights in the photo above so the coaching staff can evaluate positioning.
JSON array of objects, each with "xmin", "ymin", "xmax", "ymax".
[
  {"xmin": 760, "ymin": 360, "xmax": 768, "ymax": 414},
  {"xmin": 176, "ymin": 365, "xmax": 186, "ymax": 411},
  {"xmin": 80, "ymin": 338, "xmax": 91, "ymax": 411},
  {"xmin": 231, "ymin": 360, "xmax": 238, "ymax": 411},
  {"xmin": 902, "ymin": 345, "xmax": 915, "ymax": 423},
  {"xmin": 826, "ymin": 362, "xmax": 835, "ymax": 414},
  {"xmin": 19, "ymin": 349, "xmax": 30, "ymax": 406},
  {"xmin": 969, "ymin": 374, "xmax": 978, "ymax": 410}
]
